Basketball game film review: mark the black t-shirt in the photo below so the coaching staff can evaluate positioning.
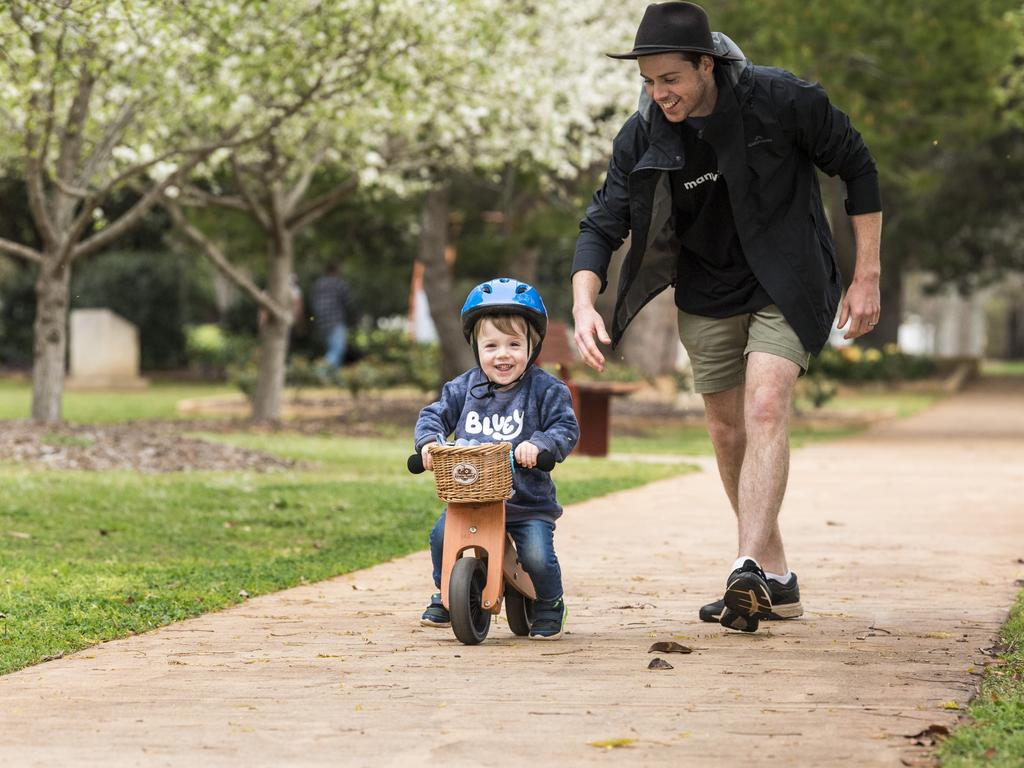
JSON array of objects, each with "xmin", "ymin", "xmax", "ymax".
[{"xmin": 671, "ymin": 117, "xmax": 771, "ymax": 318}]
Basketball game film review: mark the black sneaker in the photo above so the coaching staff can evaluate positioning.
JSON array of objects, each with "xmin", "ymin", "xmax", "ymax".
[
  {"xmin": 719, "ymin": 560, "xmax": 772, "ymax": 633},
  {"xmin": 699, "ymin": 572, "xmax": 803, "ymax": 623},
  {"xmin": 420, "ymin": 593, "xmax": 450, "ymax": 627},
  {"xmin": 529, "ymin": 597, "xmax": 567, "ymax": 640}
]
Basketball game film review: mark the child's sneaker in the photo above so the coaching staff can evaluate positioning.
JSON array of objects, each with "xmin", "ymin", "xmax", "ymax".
[
  {"xmin": 420, "ymin": 593, "xmax": 450, "ymax": 627},
  {"xmin": 529, "ymin": 597, "xmax": 567, "ymax": 640}
]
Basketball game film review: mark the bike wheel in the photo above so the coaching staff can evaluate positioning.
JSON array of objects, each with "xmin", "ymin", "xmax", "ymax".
[
  {"xmin": 504, "ymin": 586, "xmax": 535, "ymax": 637},
  {"xmin": 449, "ymin": 556, "xmax": 491, "ymax": 645}
]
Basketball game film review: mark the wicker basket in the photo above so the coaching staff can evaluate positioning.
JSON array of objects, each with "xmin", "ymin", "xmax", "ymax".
[{"xmin": 427, "ymin": 442, "xmax": 514, "ymax": 503}]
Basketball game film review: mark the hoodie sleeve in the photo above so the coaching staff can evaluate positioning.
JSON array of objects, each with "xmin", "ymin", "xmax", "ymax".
[
  {"xmin": 413, "ymin": 374, "xmax": 469, "ymax": 451},
  {"xmin": 526, "ymin": 380, "xmax": 580, "ymax": 462}
]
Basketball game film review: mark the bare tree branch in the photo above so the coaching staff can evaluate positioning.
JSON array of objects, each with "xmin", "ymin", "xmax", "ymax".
[
  {"xmin": 70, "ymin": 152, "xmax": 210, "ymax": 262},
  {"xmin": 231, "ymin": 154, "xmax": 272, "ymax": 230},
  {"xmin": 283, "ymin": 147, "xmax": 326, "ymax": 214},
  {"xmin": 0, "ymin": 237, "xmax": 44, "ymax": 264},
  {"xmin": 162, "ymin": 198, "xmax": 289, "ymax": 322},
  {"xmin": 176, "ymin": 184, "xmax": 250, "ymax": 213},
  {"xmin": 51, "ymin": 176, "xmax": 91, "ymax": 198},
  {"xmin": 23, "ymin": 29, "xmax": 58, "ymax": 250},
  {"xmin": 77, "ymin": 99, "xmax": 140, "ymax": 187},
  {"xmin": 54, "ymin": 56, "xmax": 97, "ymax": 217},
  {"xmin": 287, "ymin": 177, "xmax": 358, "ymax": 232}
]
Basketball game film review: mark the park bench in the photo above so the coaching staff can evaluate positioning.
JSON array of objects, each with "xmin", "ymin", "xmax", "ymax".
[{"xmin": 536, "ymin": 321, "xmax": 641, "ymax": 457}]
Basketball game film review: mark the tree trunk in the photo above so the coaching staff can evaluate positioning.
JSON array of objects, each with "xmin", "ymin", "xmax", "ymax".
[
  {"xmin": 251, "ymin": 234, "xmax": 293, "ymax": 422},
  {"xmin": 31, "ymin": 256, "xmax": 71, "ymax": 423},
  {"xmin": 419, "ymin": 183, "xmax": 475, "ymax": 382},
  {"xmin": 618, "ymin": 287, "xmax": 680, "ymax": 377},
  {"xmin": 872, "ymin": 265, "xmax": 902, "ymax": 348},
  {"xmin": 511, "ymin": 246, "xmax": 540, "ymax": 285}
]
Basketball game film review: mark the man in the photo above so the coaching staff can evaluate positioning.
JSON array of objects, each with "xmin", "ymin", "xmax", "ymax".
[
  {"xmin": 310, "ymin": 263, "xmax": 356, "ymax": 377},
  {"xmin": 571, "ymin": 1, "xmax": 881, "ymax": 632}
]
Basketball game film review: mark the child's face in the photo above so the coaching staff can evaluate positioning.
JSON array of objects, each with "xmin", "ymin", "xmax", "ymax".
[{"xmin": 476, "ymin": 319, "xmax": 528, "ymax": 386}]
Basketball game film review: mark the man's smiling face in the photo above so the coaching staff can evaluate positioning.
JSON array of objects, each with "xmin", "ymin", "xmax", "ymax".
[{"xmin": 639, "ymin": 52, "xmax": 717, "ymax": 123}]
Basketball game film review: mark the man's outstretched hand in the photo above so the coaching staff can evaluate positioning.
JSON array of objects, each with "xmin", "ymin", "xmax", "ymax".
[
  {"xmin": 572, "ymin": 270, "xmax": 611, "ymax": 372},
  {"xmin": 573, "ymin": 305, "xmax": 610, "ymax": 372}
]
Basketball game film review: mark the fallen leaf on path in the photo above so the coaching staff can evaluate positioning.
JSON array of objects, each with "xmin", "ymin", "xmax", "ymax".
[
  {"xmin": 648, "ymin": 658, "xmax": 674, "ymax": 670},
  {"xmin": 826, "ymin": 520, "xmax": 843, "ymax": 526},
  {"xmin": 940, "ymin": 701, "xmax": 960, "ymax": 710},
  {"xmin": 905, "ymin": 724, "xmax": 949, "ymax": 746},
  {"xmin": 980, "ymin": 643, "xmax": 1008, "ymax": 656},
  {"xmin": 588, "ymin": 738, "xmax": 636, "ymax": 749},
  {"xmin": 648, "ymin": 641, "xmax": 692, "ymax": 654}
]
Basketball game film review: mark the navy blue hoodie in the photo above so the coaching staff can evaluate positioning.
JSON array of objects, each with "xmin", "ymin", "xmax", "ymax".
[{"xmin": 414, "ymin": 365, "xmax": 579, "ymax": 523}]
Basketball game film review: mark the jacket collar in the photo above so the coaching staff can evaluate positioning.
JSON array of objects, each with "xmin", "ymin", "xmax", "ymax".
[{"xmin": 634, "ymin": 58, "xmax": 751, "ymax": 174}]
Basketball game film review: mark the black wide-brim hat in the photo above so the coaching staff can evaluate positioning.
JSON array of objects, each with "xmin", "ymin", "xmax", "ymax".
[{"xmin": 607, "ymin": 1, "xmax": 744, "ymax": 61}]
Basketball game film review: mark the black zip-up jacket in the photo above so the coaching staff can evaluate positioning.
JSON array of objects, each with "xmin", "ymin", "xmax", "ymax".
[{"xmin": 572, "ymin": 39, "xmax": 881, "ymax": 355}]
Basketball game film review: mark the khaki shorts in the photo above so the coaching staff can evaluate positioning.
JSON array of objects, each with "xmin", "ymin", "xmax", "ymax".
[{"xmin": 677, "ymin": 304, "xmax": 810, "ymax": 394}]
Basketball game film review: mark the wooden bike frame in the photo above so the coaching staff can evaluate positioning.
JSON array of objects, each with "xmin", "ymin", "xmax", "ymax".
[{"xmin": 439, "ymin": 499, "xmax": 537, "ymax": 614}]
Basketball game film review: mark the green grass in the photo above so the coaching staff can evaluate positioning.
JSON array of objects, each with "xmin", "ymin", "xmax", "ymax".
[
  {"xmin": 0, "ymin": 379, "xmax": 234, "ymax": 423},
  {"xmin": 807, "ymin": 390, "xmax": 942, "ymax": 419},
  {"xmin": 981, "ymin": 360, "xmax": 1024, "ymax": 377},
  {"xmin": 938, "ymin": 590, "xmax": 1024, "ymax": 767},
  {"xmin": 0, "ymin": 434, "xmax": 693, "ymax": 675}
]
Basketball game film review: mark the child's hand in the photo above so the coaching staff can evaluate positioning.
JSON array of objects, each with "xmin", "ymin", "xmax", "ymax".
[
  {"xmin": 421, "ymin": 444, "xmax": 433, "ymax": 471},
  {"xmin": 514, "ymin": 441, "xmax": 540, "ymax": 468}
]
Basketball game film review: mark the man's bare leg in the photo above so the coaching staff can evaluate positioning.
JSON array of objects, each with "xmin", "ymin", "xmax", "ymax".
[
  {"xmin": 735, "ymin": 352, "xmax": 801, "ymax": 575},
  {"xmin": 702, "ymin": 384, "xmax": 745, "ymax": 516}
]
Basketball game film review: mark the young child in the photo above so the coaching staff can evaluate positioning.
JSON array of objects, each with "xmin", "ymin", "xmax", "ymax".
[{"xmin": 415, "ymin": 278, "xmax": 579, "ymax": 640}]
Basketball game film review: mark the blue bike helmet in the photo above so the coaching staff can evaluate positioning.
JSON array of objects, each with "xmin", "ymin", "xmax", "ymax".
[{"xmin": 461, "ymin": 278, "xmax": 548, "ymax": 366}]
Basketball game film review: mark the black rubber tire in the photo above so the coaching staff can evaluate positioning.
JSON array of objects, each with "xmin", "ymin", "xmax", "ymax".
[
  {"xmin": 449, "ymin": 557, "xmax": 491, "ymax": 645},
  {"xmin": 504, "ymin": 587, "xmax": 535, "ymax": 637}
]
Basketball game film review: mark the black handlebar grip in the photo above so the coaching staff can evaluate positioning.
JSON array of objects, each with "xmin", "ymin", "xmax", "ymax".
[
  {"xmin": 534, "ymin": 450, "xmax": 556, "ymax": 472},
  {"xmin": 409, "ymin": 449, "xmax": 555, "ymax": 474}
]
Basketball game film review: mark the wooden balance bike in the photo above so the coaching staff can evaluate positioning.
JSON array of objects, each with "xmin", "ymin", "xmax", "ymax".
[{"xmin": 408, "ymin": 442, "xmax": 555, "ymax": 645}]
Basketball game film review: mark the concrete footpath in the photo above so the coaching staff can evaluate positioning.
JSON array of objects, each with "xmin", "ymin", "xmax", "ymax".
[{"xmin": 2, "ymin": 377, "xmax": 1022, "ymax": 767}]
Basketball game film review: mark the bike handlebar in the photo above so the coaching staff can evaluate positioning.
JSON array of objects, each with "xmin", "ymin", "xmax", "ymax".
[{"xmin": 407, "ymin": 449, "xmax": 555, "ymax": 474}]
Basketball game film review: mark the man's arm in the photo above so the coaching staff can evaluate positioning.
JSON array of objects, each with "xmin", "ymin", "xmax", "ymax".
[
  {"xmin": 572, "ymin": 270, "xmax": 611, "ymax": 371},
  {"xmin": 837, "ymin": 211, "xmax": 882, "ymax": 339}
]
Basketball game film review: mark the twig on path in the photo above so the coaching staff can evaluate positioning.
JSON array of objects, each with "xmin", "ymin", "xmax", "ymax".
[{"xmin": 540, "ymin": 648, "xmax": 589, "ymax": 656}]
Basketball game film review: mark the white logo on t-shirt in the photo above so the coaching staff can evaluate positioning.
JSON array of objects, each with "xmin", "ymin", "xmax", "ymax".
[{"xmin": 465, "ymin": 409, "xmax": 524, "ymax": 441}]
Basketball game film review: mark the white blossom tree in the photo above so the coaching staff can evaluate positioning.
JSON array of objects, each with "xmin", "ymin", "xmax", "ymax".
[
  {"xmin": 0, "ymin": 0, "xmax": 339, "ymax": 421},
  {"xmin": 159, "ymin": 0, "xmax": 429, "ymax": 421},
  {"xmin": 382, "ymin": 0, "xmax": 642, "ymax": 380}
]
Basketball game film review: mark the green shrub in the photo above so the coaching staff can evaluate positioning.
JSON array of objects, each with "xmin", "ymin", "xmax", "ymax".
[
  {"xmin": 185, "ymin": 324, "xmax": 254, "ymax": 380},
  {"xmin": 350, "ymin": 326, "xmax": 441, "ymax": 392},
  {"xmin": 810, "ymin": 344, "xmax": 937, "ymax": 383}
]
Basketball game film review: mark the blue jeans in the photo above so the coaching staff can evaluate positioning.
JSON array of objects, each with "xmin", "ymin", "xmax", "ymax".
[
  {"xmin": 322, "ymin": 324, "xmax": 348, "ymax": 371},
  {"xmin": 429, "ymin": 512, "xmax": 563, "ymax": 603}
]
